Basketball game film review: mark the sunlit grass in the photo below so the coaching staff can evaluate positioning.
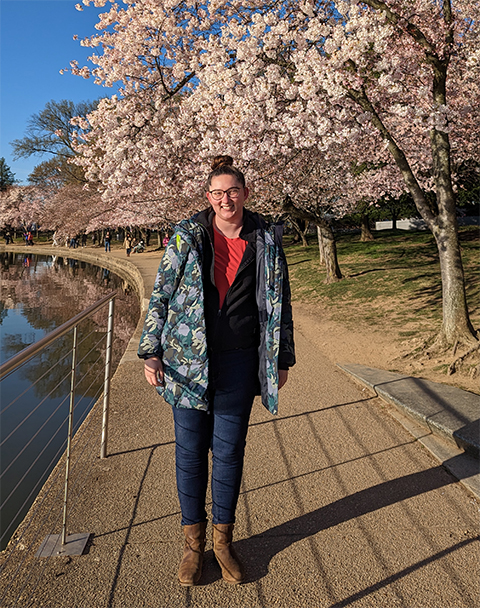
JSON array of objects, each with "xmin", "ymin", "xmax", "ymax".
[{"xmin": 284, "ymin": 226, "xmax": 479, "ymax": 337}]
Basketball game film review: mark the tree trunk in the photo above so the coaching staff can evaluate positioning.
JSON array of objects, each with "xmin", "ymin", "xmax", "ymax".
[
  {"xmin": 290, "ymin": 216, "xmax": 308, "ymax": 247},
  {"xmin": 430, "ymin": 186, "xmax": 476, "ymax": 346},
  {"xmin": 316, "ymin": 226, "xmax": 324, "ymax": 264},
  {"xmin": 317, "ymin": 219, "xmax": 342, "ymax": 283},
  {"xmin": 360, "ymin": 214, "xmax": 374, "ymax": 242},
  {"xmin": 301, "ymin": 222, "xmax": 309, "ymax": 247},
  {"xmin": 391, "ymin": 208, "xmax": 398, "ymax": 231},
  {"xmin": 347, "ymin": 57, "xmax": 476, "ymax": 345},
  {"xmin": 281, "ymin": 195, "xmax": 343, "ymax": 283}
]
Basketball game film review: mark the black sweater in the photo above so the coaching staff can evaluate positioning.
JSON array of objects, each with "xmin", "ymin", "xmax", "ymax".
[{"xmin": 196, "ymin": 208, "xmax": 260, "ymax": 354}]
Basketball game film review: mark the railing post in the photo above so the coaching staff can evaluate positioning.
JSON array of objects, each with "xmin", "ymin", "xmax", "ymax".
[
  {"xmin": 100, "ymin": 297, "xmax": 115, "ymax": 459},
  {"xmin": 32, "ymin": 293, "xmax": 116, "ymax": 558},
  {"xmin": 61, "ymin": 326, "xmax": 78, "ymax": 546}
]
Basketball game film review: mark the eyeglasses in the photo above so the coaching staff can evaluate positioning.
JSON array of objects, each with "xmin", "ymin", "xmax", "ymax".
[{"xmin": 208, "ymin": 187, "xmax": 242, "ymax": 201}]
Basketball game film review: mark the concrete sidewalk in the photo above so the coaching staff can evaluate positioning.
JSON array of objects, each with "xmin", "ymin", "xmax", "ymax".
[
  {"xmin": 0, "ymin": 244, "xmax": 479, "ymax": 607},
  {"xmin": 337, "ymin": 364, "xmax": 479, "ymax": 499}
]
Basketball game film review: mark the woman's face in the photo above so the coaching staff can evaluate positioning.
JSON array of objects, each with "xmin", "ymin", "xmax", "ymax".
[{"xmin": 206, "ymin": 174, "xmax": 249, "ymax": 223}]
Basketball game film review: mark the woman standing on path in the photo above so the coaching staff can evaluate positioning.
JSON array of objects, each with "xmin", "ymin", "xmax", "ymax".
[
  {"xmin": 124, "ymin": 232, "xmax": 133, "ymax": 256},
  {"xmin": 138, "ymin": 156, "xmax": 295, "ymax": 586}
]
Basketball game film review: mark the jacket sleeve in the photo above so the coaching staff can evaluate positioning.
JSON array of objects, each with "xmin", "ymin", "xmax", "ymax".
[
  {"xmin": 278, "ymin": 247, "xmax": 296, "ymax": 370},
  {"xmin": 137, "ymin": 234, "xmax": 186, "ymax": 360}
]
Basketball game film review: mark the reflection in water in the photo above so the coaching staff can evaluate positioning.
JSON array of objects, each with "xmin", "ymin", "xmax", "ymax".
[{"xmin": 0, "ymin": 252, "xmax": 141, "ymax": 550}]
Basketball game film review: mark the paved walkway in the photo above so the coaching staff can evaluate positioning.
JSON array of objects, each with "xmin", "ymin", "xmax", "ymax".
[{"xmin": 0, "ymin": 244, "xmax": 479, "ymax": 607}]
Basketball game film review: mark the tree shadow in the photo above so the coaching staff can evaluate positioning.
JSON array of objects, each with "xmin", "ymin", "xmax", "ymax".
[
  {"xmin": 289, "ymin": 259, "xmax": 312, "ymax": 266},
  {"xmin": 347, "ymin": 265, "xmax": 411, "ymax": 278},
  {"xmin": 328, "ymin": 536, "xmax": 478, "ymax": 607},
  {"xmin": 458, "ymin": 228, "xmax": 479, "ymax": 242},
  {"xmin": 108, "ymin": 440, "xmax": 174, "ymax": 457},
  {"xmin": 236, "ymin": 464, "xmax": 458, "ymax": 584},
  {"xmin": 106, "ymin": 447, "xmax": 156, "ymax": 607},
  {"xmin": 249, "ymin": 397, "xmax": 374, "ymax": 428},
  {"xmin": 348, "ymin": 257, "xmax": 438, "ymax": 278}
]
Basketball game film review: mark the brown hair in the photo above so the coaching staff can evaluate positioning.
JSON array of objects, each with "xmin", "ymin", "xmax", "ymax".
[{"xmin": 206, "ymin": 155, "xmax": 246, "ymax": 190}]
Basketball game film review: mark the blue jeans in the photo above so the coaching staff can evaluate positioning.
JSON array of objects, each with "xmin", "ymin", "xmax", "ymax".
[
  {"xmin": 104, "ymin": 240, "xmax": 111, "ymax": 252},
  {"xmin": 172, "ymin": 347, "xmax": 258, "ymax": 525}
]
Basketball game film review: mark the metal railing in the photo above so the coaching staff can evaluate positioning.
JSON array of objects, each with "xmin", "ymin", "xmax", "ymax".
[{"xmin": 0, "ymin": 291, "xmax": 116, "ymax": 594}]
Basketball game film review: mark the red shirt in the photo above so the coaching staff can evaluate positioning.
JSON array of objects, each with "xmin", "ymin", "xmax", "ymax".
[{"xmin": 214, "ymin": 228, "xmax": 247, "ymax": 308}]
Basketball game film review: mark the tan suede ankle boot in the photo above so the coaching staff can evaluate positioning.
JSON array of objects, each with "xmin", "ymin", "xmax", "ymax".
[
  {"xmin": 212, "ymin": 523, "xmax": 244, "ymax": 584},
  {"xmin": 178, "ymin": 522, "xmax": 207, "ymax": 586}
]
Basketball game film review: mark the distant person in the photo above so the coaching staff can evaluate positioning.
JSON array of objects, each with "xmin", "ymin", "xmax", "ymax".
[
  {"xmin": 104, "ymin": 230, "xmax": 111, "ymax": 252},
  {"xmin": 4, "ymin": 229, "xmax": 12, "ymax": 245},
  {"xmin": 138, "ymin": 155, "xmax": 295, "ymax": 587},
  {"xmin": 132, "ymin": 239, "xmax": 145, "ymax": 254},
  {"xmin": 162, "ymin": 234, "xmax": 170, "ymax": 248},
  {"xmin": 81, "ymin": 233, "xmax": 87, "ymax": 247},
  {"xmin": 124, "ymin": 233, "xmax": 133, "ymax": 257}
]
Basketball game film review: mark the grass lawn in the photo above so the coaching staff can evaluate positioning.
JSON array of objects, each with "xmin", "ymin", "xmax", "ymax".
[{"xmin": 284, "ymin": 226, "xmax": 479, "ymax": 348}]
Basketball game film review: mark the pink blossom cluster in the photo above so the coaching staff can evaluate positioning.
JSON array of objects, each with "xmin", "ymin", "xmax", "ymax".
[
  {"xmin": 0, "ymin": 186, "xmax": 44, "ymax": 230},
  {"xmin": 55, "ymin": 0, "xmax": 479, "ymax": 233}
]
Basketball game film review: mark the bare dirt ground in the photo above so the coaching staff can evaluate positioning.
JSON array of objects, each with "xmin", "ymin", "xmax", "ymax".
[{"xmin": 293, "ymin": 301, "xmax": 480, "ymax": 395}]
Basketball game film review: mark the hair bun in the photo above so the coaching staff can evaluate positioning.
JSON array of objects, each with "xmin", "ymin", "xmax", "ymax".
[{"xmin": 211, "ymin": 155, "xmax": 234, "ymax": 171}]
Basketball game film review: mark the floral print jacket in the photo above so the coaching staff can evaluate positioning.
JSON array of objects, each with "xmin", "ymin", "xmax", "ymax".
[{"xmin": 137, "ymin": 210, "xmax": 295, "ymax": 415}]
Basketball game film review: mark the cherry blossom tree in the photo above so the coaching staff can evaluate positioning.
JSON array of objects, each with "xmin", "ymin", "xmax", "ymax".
[
  {"xmin": 211, "ymin": 0, "xmax": 479, "ymax": 347},
  {"xmin": 245, "ymin": 146, "xmax": 358, "ymax": 282},
  {"xmin": 70, "ymin": 0, "xmax": 400, "ymax": 280},
  {"xmin": 193, "ymin": 0, "xmax": 479, "ymax": 346},
  {"xmin": 0, "ymin": 186, "xmax": 43, "ymax": 232},
  {"xmin": 72, "ymin": 0, "xmax": 479, "ymax": 348}
]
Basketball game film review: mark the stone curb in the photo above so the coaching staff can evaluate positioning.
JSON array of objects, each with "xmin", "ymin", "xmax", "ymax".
[{"xmin": 337, "ymin": 363, "xmax": 480, "ymax": 459}]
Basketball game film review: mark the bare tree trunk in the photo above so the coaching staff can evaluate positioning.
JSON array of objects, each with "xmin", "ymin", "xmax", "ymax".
[
  {"xmin": 360, "ymin": 214, "xmax": 374, "ymax": 242},
  {"xmin": 316, "ymin": 225, "xmax": 325, "ymax": 265},
  {"xmin": 290, "ymin": 216, "xmax": 309, "ymax": 247},
  {"xmin": 391, "ymin": 208, "xmax": 398, "ymax": 230},
  {"xmin": 317, "ymin": 219, "xmax": 342, "ymax": 283},
  {"xmin": 282, "ymin": 195, "xmax": 343, "ymax": 283},
  {"xmin": 430, "ymin": 185, "xmax": 476, "ymax": 346}
]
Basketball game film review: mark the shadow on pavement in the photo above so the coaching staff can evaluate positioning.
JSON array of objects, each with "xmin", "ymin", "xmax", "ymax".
[{"xmin": 236, "ymin": 465, "xmax": 457, "ymax": 583}]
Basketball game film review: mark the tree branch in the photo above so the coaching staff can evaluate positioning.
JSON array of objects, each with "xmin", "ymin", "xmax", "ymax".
[{"xmin": 345, "ymin": 85, "xmax": 436, "ymax": 224}]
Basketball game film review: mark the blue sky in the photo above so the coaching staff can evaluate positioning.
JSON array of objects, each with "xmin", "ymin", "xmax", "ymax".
[{"xmin": 1, "ymin": 0, "xmax": 115, "ymax": 184}]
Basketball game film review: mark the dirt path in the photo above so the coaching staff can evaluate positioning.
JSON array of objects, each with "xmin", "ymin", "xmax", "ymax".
[{"xmin": 293, "ymin": 301, "xmax": 479, "ymax": 395}]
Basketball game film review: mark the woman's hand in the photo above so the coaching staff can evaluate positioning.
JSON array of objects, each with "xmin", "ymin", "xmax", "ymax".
[
  {"xmin": 279, "ymin": 369, "xmax": 288, "ymax": 390},
  {"xmin": 144, "ymin": 357, "xmax": 164, "ymax": 387}
]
